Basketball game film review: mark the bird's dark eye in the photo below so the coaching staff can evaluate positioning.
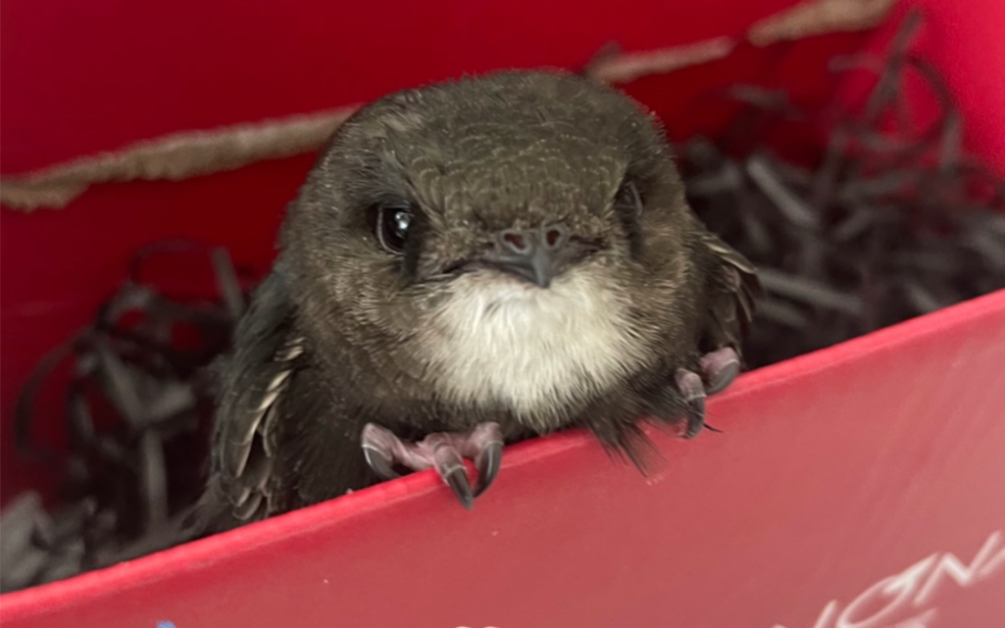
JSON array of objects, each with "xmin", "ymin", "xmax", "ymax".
[{"xmin": 376, "ymin": 204, "xmax": 414, "ymax": 254}]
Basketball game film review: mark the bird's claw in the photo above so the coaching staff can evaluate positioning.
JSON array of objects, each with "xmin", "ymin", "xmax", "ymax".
[
  {"xmin": 675, "ymin": 368, "xmax": 707, "ymax": 439},
  {"xmin": 360, "ymin": 421, "xmax": 503, "ymax": 509},
  {"xmin": 701, "ymin": 346, "xmax": 741, "ymax": 395},
  {"xmin": 427, "ymin": 433, "xmax": 474, "ymax": 509},
  {"xmin": 360, "ymin": 424, "xmax": 403, "ymax": 480},
  {"xmin": 674, "ymin": 347, "xmax": 741, "ymax": 438},
  {"xmin": 468, "ymin": 423, "xmax": 504, "ymax": 498}
]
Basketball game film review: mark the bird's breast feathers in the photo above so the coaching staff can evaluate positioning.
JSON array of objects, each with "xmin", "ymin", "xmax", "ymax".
[{"xmin": 420, "ymin": 267, "xmax": 646, "ymax": 427}]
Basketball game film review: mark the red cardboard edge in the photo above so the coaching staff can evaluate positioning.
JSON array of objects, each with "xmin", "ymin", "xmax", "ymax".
[{"xmin": 3, "ymin": 286, "xmax": 1002, "ymax": 621}]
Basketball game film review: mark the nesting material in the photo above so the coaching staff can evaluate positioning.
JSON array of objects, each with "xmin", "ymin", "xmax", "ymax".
[
  {"xmin": 2, "ymin": 242, "xmax": 250, "ymax": 592},
  {"xmin": 684, "ymin": 9, "xmax": 1005, "ymax": 367}
]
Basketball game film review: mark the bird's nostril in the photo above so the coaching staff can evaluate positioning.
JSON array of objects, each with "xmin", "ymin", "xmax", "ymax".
[
  {"xmin": 543, "ymin": 224, "xmax": 568, "ymax": 249},
  {"xmin": 501, "ymin": 231, "xmax": 529, "ymax": 253}
]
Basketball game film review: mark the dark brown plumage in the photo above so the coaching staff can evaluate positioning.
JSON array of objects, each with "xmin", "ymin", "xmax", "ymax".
[{"xmin": 200, "ymin": 70, "xmax": 759, "ymax": 530}]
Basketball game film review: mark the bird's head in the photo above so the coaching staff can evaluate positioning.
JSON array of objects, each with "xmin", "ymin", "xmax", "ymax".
[{"xmin": 283, "ymin": 71, "xmax": 701, "ymax": 420}]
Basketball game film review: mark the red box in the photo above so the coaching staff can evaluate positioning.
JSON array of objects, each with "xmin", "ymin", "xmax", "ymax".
[{"xmin": 2, "ymin": 0, "xmax": 1004, "ymax": 626}]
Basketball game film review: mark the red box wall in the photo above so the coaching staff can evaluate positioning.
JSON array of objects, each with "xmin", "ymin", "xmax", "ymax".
[{"xmin": 2, "ymin": 0, "xmax": 1004, "ymax": 626}]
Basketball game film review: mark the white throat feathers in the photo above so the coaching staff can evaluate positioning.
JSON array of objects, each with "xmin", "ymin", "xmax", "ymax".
[{"xmin": 422, "ymin": 266, "xmax": 645, "ymax": 428}]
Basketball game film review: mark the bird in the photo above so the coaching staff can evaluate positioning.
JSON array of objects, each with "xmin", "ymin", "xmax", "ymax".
[{"xmin": 198, "ymin": 69, "xmax": 760, "ymax": 532}]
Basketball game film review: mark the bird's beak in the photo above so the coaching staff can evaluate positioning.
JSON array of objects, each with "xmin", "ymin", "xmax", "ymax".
[
  {"xmin": 485, "ymin": 225, "xmax": 570, "ymax": 288},
  {"xmin": 490, "ymin": 244, "xmax": 557, "ymax": 288}
]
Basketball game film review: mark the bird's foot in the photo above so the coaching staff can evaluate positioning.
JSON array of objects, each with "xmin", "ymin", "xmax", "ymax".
[
  {"xmin": 360, "ymin": 422, "xmax": 503, "ymax": 510},
  {"xmin": 676, "ymin": 347, "xmax": 741, "ymax": 439}
]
